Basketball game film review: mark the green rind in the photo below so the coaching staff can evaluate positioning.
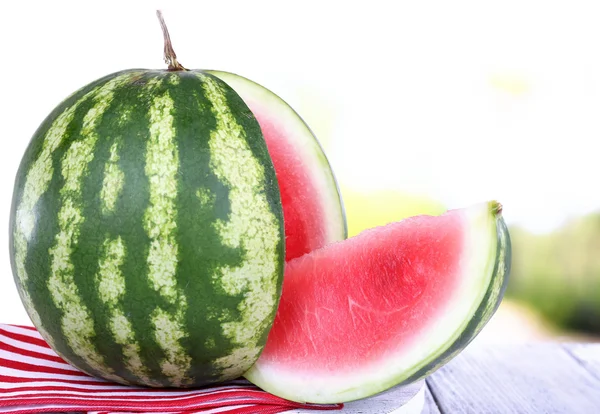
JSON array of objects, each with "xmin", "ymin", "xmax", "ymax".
[
  {"xmin": 206, "ymin": 70, "xmax": 348, "ymax": 243},
  {"xmin": 9, "ymin": 69, "xmax": 285, "ymax": 387}
]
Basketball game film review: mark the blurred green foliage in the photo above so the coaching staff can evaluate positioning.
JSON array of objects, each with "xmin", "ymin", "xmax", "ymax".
[{"xmin": 507, "ymin": 215, "xmax": 600, "ymax": 334}]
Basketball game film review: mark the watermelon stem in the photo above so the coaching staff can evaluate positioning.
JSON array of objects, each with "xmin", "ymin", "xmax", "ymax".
[
  {"xmin": 156, "ymin": 10, "xmax": 188, "ymax": 71},
  {"xmin": 490, "ymin": 201, "xmax": 503, "ymax": 216}
]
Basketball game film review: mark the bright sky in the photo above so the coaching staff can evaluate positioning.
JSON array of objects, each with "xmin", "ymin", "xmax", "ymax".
[{"xmin": 1, "ymin": 1, "xmax": 599, "ymax": 322}]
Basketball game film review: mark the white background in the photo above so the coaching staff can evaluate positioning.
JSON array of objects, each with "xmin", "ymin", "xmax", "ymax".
[{"xmin": 2, "ymin": 1, "xmax": 600, "ymax": 324}]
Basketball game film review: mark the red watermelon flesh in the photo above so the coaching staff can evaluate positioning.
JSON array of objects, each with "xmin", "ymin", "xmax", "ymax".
[
  {"xmin": 245, "ymin": 201, "xmax": 510, "ymax": 403},
  {"xmin": 208, "ymin": 71, "xmax": 347, "ymax": 261}
]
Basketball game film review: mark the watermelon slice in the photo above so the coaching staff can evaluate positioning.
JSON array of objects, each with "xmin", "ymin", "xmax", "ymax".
[
  {"xmin": 244, "ymin": 201, "xmax": 510, "ymax": 403},
  {"xmin": 208, "ymin": 71, "xmax": 347, "ymax": 261}
]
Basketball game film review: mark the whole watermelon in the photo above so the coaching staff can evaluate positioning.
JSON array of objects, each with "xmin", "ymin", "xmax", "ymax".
[{"xmin": 9, "ymin": 68, "xmax": 285, "ymax": 387}]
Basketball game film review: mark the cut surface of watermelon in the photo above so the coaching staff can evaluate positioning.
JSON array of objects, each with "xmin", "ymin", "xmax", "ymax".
[
  {"xmin": 245, "ymin": 201, "xmax": 510, "ymax": 403},
  {"xmin": 208, "ymin": 71, "xmax": 347, "ymax": 261}
]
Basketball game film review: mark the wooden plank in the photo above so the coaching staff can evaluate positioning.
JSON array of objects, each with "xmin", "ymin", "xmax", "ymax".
[
  {"xmin": 427, "ymin": 343, "xmax": 600, "ymax": 413},
  {"xmin": 422, "ymin": 383, "xmax": 442, "ymax": 414},
  {"xmin": 563, "ymin": 343, "xmax": 600, "ymax": 381}
]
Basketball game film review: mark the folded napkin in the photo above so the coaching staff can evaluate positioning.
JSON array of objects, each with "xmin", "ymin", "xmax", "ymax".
[{"xmin": 0, "ymin": 324, "xmax": 342, "ymax": 414}]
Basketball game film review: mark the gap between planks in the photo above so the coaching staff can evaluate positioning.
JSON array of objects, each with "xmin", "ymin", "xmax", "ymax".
[{"xmin": 562, "ymin": 342, "xmax": 600, "ymax": 383}]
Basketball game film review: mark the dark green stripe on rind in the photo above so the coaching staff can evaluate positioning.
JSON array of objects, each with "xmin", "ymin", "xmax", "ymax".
[
  {"xmin": 9, "ymin": 68, "xmax": 285, "ymax": 388},
  {"xmin": 67, "ymin": 79, "xmax": 126, "ymax": 381},
  {"xmin": 111, "ymin": 72, "xmax": 168, "ymax": 384},
  {"xmin": 166, "ymin": 73, "xmax": 242, "ymax": 385},
  {"xmin": 74, "ymin": 75, "xmax": 158, "ymax": 386}
]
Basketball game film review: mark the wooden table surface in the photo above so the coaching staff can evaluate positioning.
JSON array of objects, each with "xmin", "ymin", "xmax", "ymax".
[
  {"xmin": 422, "ymin": 341, "xmax": 600, "ymax": 414},
  {"xmin": 293, "ymin": 341, "xmax": 600, "ymax": 414}
]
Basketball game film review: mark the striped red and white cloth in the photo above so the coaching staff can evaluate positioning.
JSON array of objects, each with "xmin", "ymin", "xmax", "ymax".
[{"xmin": 0, "ymin": 324, "xmax": 342, "ymax": 414}]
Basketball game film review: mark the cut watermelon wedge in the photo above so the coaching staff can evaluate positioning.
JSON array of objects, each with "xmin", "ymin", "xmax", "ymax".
[
  {"xmin": 208, "ymin": 71, "xmax": 347, "ymax": 261},
  {"xmin": 244, "ymin": 201, "xmax": 510, "ymax": 403}
]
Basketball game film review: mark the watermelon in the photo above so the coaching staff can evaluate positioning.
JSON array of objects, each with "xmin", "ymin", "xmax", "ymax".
[
  {"xmin": 207, "ymin": 71, "xmax": 346, "ymax": 261},
  {"xmin": 245, "ymin": 201, "xmax": 511, "ymax": 403},
  {"xmin": 8, "ymin": 12, "xmax": 344, "ymax": 388}
]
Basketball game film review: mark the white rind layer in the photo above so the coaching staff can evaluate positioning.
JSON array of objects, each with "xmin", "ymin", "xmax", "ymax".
[
  {"xmin": 245, "ymin": 202, "xmax": 499, "ymax": 403},
  {"xmin": 207, "ymin": 70, "xmax": 346, "ymax": 246}
]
